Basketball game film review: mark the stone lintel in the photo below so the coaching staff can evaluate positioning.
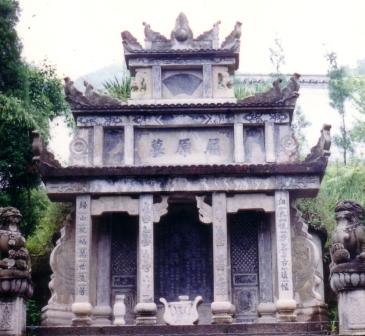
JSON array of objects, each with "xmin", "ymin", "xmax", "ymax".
[
  {"xmin": 91, "ymin": 196, "xmax": 139, "ymax": 216},
  {"xmin": 46, "ymin": 175, "xmax": 320, "ymax": 199},
  {"xmin": 127, "ymin": 56, "xmax": 237, "ymax": 69},
  {"xmin": 76, "ymin": 112, "xmax": 290, "ymax": 128}
]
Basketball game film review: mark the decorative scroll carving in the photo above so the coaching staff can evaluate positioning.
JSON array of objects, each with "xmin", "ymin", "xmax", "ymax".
[
  {"xmin": 291, "ymin": 203, "xmax": 322, "ymax": 306},
  {"xmin": 221, "ymin": 22, "xmax": 242, "ymax": 52},
  {"xmin": 196, "ymin": 196, "xmax": 212, "ymax": 224},
  {"xmin": 160, "ymin": 295, "xmax": 203, "ymax": 325},
  {"xmin": 304, "ymin": 124, "xmax": 331, "ymax": 163},
  {"xmin": 47, "ymin": 212, "xmax": 75, "ymax": 306},
  {"xmin": 153, "ymin": 196, "xmax": 168, "ymax": 223}
]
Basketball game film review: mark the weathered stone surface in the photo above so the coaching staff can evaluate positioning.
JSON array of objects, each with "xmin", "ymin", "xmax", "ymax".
[{"xmin": 42, "ymin": 213, "xmax": 75, "ymax": 326}]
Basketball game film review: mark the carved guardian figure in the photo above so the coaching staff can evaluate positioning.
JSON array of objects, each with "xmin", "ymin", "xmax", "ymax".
[
  {"xmin": 0, "ymin": 207, "xmax": 33, "ymax": 298},
  {"xmin": 330, "ymin": 200, "xmax": 365, "ymax": 266}
]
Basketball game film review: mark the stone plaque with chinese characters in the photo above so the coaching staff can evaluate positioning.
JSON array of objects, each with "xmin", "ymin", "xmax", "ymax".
[{"xmin": 135, "ymin": 127, "xmax": 233, "ymax": 165}]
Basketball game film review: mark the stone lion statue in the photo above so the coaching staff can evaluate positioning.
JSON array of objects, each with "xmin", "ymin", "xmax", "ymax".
[
  {"xmin": 0, "ymin": 207, "xmax": 33, "ymax": 298},
  {"xmin": 330, "ymin": 200, "xmax": 365, "ymax": 266}
]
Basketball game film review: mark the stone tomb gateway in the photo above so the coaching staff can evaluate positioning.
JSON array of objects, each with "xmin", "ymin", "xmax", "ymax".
[{"xmin": 34, "ymin": 13, "xmax": 331, "ymax": 332}]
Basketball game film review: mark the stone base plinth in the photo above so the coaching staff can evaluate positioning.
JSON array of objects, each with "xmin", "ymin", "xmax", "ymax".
[
  {"xmin": 257, "ymin": 302, "xmax": 276, "ymax": 323},
  {"xmin": 92, "ymin": 305, "xmax": 112, "ymax": 326},
  {"xmin": 135, "ymin": 302, "xmax": 157, "ymax": 325},
  {"xmin": 41, "ymin": 304, "xmax": 73, "ymax": 326},
  {"xmin": 71, "ymin": 302, "xmax": 92, "ymax": 326},
  {"xmin": 211, "ymin": 301, "xmax": 234, "ymax": 324},
  {"xmin": 276, "ymin": 299, "xmax": 297, "ymax": 322},
  {"xmin": 28, "ymin": 322, "xmax": 330, "ymax": 336},
  {"xmin": 338, "ymin": 290, "xmax": 365, "ymax": 335},
  {"xmin": 0, "ymin": 297, "xmax": 26, "ymax": 336}
]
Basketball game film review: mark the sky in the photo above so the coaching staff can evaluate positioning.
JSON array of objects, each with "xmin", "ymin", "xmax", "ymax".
[
  {"xmin": 15, "ymin": 0, "xmax": 365, "ymax": 162},
  {"xmin": 17, "ymin": 0, "xmax": 365, "ymax": 78}
]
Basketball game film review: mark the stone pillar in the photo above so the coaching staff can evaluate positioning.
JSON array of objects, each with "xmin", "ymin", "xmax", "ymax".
[
  {"xmin": 203, "ymin": 64, "xmax": 213, "ymax": 98},
  {"xmin": 234, "ymin": 123, "xmax": 244, "ymax": 163},
  {"xmin": 265, "ymin": 122, "xmax": 275, "ymax": 163},
  {"xmin": 72, "ymin": 195, "xmax": 93, "ymax": 326},
  {"xmin": 124, "ymin": 125, "xmax": 134, "ymax": 165},
  {"xmin": 274, "ymin": 191, "xmax": 296, "ymax": 321},
  {"xmin": 211, "ymin": 192, "xmax": 235, "ymax": 324},
  {"xmin": 93, "ymin": 222, "xmax": 112, "ymax": 325},
  {"xmin": 135, "ymin": 194, "xmax": 157, "ymax": 325},
  {"xmin": 93, "ymin": 125, "xmax": 103, "ymax": 166},
  {"xmin": 152, "ymin": 66, "xmax": 161, "ymax": 99}
]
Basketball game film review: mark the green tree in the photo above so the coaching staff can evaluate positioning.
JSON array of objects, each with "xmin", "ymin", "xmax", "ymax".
[
  {"xmin": 326, "ymin": 52, "xmax": 355, "ymax": 165},
  {"xmin": 0, "ymin": 0, "xmax": 71, "ymax": 236}
]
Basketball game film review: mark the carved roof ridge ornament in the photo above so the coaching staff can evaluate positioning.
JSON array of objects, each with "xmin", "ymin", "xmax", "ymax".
[
  {"xmin": 143, "ymin": 21, "xmax": 169, "ymax": 48},
  {"xmin": 239, "ymin": 73, "xmax": 301, "ymax": 106},
  {"xmin": 122, "ymin": 14, "xmax": 240, "ymax": 52},
  {"xmin": 32, "ymin": 130, "xmax": 62, "ymax": 169},
  {"xmin": 64, "ymin": 77, "xmax": 125, "ymax": 108},
  {"xmin": 221, "ymin": 21, "xmax": 242, "ymax": 52},
  {"xmin": 171, "ymin": 12, "xmax": 194, "ymax": 49},
  {"xmin": 304, "ymin": 124, "xmax": 332, "ymax": 163},
  {"xmin": 121, "ymin": 30, "xmax": 143, "ymax": 52}
]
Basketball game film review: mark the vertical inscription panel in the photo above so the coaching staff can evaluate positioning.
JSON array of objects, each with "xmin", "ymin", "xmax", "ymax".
[
  {"xmin": 230, "ymin": 212, "xmax": 260, "ymax": 321},
  {"xmin": 75, "ymin": 195, "xmax": 91, "ymax": 302},
  {"xmin": 212, "ymin": 193, "xmax": 229, "ymax": 302},
  {"xmin": 275, "ymin": 191, "xmax": 294, "ymax": 300},
  {"xmin": 155, "ymin": 204, "xmax": 213, "ymax": 302},
  {"xmin": 111, "ymin": 214, "xmax": 137, "ymax": 325}
]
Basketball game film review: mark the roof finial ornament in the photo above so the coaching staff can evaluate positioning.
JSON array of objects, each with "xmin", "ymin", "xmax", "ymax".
[
  {"xmin": 171, "ymin": 12, "xmax": 193, "ymax": 47},
  {"xmin": 221, "ymin": 21, "xmax": 242, "ymax": 52}
]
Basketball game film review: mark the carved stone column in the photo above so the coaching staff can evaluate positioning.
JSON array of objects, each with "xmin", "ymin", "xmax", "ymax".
[
  {"xmin": 72, "ymin": 195, "xmax": 93, "ymax": 326},
  {"xmin": 135, "ymin": 195, "xmax": 168, "ymax": 325},
  {"xmin": 274, "ymin": 191, "xmax": 297, "ymax": 321},
  {"xmin": 93, "ymin": 222, "xmax": 112, "ymax": 325},
  {"xmin": 211, "ymin": 192, "xmax": 235, "ymax": 324}
]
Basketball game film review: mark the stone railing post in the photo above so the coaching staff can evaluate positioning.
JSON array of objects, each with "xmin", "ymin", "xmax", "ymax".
[
  {"xmin": 0, "ymin": 207, "xmax": 33, "ymax": 336},
  {"xmin": 274, "ymin": 191, "xmax": 297, "ymax": 321}
]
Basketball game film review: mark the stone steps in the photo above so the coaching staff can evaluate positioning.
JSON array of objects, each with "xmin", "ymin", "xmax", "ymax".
[{"xmin": 27, "ymin": 322, "xmax": 330, "ymax": 336}]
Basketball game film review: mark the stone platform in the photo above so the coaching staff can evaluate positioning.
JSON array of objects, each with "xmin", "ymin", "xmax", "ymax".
[{"xmin": 28, "ymin": 323, "xmax": 330, "ymax": 336}]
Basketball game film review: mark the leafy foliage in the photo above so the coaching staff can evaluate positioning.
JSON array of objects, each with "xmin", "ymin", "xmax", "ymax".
[
  {"xmin": 0, "ymin": 0, "xmax": 71, "ymax": 238},
  {"xmin": 234, "ymin": 79, "xmax": 270, "ymax": 99},
  {"xmin": 298, "ymin": 163, "xmax": 365, "ymax": 239},
  {"xmin": 103, "ymin": 75, "xmax": 131, "ymax": 101}
]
